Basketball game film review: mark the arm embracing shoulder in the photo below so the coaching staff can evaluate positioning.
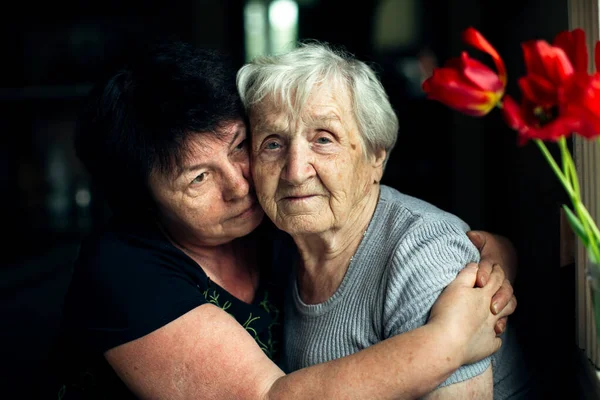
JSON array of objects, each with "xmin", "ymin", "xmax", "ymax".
[
  {"xmin": 105, "ymin": 303, "xmax": 467, "ymax": 400},
  {"xmin": 105, "ymin": 303, "xmax": 284, "ymax": 400}
]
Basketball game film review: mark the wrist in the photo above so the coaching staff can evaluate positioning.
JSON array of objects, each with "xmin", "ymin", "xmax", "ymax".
[{"xmin": 424, "ymin": 320, "xmax": 464, "ymax": 372}]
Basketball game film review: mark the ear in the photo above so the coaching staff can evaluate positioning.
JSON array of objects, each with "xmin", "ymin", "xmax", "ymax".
[{"xmin": 371, "ymin": 148, "xmax": 386, "ymax": 184}]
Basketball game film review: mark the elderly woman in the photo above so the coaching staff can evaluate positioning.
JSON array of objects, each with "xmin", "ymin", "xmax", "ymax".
[
  {"xmin": 59, "ymin": 40, "xmax": 517, "ymax": 399},
  {"xmin": 237, "ymin": 42, "xmax": 534, "ymax": 399}
]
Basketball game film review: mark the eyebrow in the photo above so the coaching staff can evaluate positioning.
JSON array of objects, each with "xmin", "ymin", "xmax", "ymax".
[
  {"xmin": 311, "ymin": 112, "xmax": 342, "ymax": 123},
  {"xmin": 306, "ymin": 113, "xmax": 342, "ymax": 127},
  {"xmin": 179, "ymin": 125, "xmax": 245, "ymax": 174}
]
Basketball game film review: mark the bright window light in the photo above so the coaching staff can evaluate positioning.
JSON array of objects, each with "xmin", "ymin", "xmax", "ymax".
[
  {"xmin": 268, "ymin": 0, "xmax": 298, "ymax": 55},
  {"xmin": 244, "ymin": 0, "xmax": 298, "ymax": 60}
]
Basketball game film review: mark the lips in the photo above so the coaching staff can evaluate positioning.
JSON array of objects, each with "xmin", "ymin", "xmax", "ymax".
[{"xmin": 282, "ymin": 195, "xmax": 316, "ymax": 200}]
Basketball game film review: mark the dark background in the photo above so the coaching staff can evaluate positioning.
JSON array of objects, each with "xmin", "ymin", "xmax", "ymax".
[{"xmin": 2, "ymin": 0, "xmax": 586, "ymax": 398}]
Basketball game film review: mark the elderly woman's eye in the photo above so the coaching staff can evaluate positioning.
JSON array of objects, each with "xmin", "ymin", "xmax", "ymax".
[
  {"xmin": 265, "ymin": 141, "xmax": 281, "ymax": 150},
  {"xmin": 191, "ymin": 172, "xmax": 208, "ymax": 184},
  {"xmin": 316, "ymin": 136, "xmax": 332, "ymax": 144}
]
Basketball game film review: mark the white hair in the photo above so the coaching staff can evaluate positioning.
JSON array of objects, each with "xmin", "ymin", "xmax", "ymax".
[{"xmin": 236, "ymin": 41, "xmax": 398, "ymax": 168}]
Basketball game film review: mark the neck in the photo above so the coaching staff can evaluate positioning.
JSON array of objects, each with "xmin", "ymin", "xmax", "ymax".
[
  {"xmin": 293, "ymin": 185, "xmax": 380, "ymax": 304},
  {"xmin": 160, "ymin": 224, "xmax": 258, "ymax": 303}
]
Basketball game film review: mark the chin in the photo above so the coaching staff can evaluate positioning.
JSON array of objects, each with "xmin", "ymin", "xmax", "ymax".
[
  {"xmin": 215, "ymin": 217, "xmax": 264, "ymax": 245},
  {"xmin": 275, "ymin": 215, "xmax": 329, "ymax": 236}
]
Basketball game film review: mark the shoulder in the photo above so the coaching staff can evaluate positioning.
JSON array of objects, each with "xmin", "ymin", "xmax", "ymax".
[
  {"xmin": 376, "ymin": 186, "xmax": 480, "ymax": 287},
  {"xmin": 369, "ymin": 186, "xmax": 476, "ymax": 261},
  {"xmin": 377, "ymin": 185, "xmax": 471, "ymax": 233},
  {"xmin": 75, "ymin": 217, "xmax": 195, "ymax": 283},
  {"xmin": 62, "ymin": 218, "xmax": 207, "ymax": 353}
]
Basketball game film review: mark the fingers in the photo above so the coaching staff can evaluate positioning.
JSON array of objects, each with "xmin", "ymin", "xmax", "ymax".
[
  {"xmin": 495, "ymin": 317, "xmax": 507, "ymax": 335},
  {"xmin": 483, "ymin": 263, "xmax": 505, "ymax": 295},
  {"xmin": 491, "ymin": 279, "xmax": 514, "ymax": 314},
  {"xmin": 453, "ymin": 263, "xmax": 479, "ymax": 288},
  {"xmin": 475, "ymin": 259, "xmax": 494, "ymax": 288},
  {"xmin": 466, "ymin": 230, "xmax": 487, "ymax": 252},
  {"xmin": 495, "ymin": 295, "xmax": 517, "ymax": 320}
]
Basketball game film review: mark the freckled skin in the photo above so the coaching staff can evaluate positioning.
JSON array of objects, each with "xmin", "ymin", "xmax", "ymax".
[{"xmin": 250, "ymin": 83, "xmax": 385, "ymax": 236}]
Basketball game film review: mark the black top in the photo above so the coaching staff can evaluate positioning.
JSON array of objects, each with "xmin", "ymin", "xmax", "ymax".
[{"xmin": 56, "ymin": 215, "xmax": 283, "ymax": 399}]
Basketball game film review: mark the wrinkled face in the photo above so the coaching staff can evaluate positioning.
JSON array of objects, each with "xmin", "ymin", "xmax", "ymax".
[
  {"xmin": 149, "ymin": 120, "xmax": 263, "ymax": 246},
  {"xmin": 250, "ymin": 83, "xmax": 383, "ymax": 235}
]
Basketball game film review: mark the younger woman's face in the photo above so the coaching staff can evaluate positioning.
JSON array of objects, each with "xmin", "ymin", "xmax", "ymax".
[{"xmin": 149, "ymin": 120, "xmax": 264, "ymax": 247}]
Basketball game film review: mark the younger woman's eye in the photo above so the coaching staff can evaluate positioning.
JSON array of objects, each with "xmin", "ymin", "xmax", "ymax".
[
  {"xmin": 191, "ymin": 172, "xmax": 208, "ymax": 184},
  {"xmin": 235, "ymin": 139, "xmax": 247, "ymax": 150}
]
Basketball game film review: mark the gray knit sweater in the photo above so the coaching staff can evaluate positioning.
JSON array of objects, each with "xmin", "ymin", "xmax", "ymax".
[{"xmin": 280, "ymin": 185, "xmax": 533, "ymax": 399}]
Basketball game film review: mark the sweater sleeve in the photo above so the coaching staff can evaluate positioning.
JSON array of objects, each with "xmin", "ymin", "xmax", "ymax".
[{"xmin": 382, "ymin": 217, "xmax": 491, "ymax": 388}]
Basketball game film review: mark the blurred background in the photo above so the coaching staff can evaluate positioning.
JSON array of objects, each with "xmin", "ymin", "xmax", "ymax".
[{"xmin": 2, "ymin": 0, "xmax": 588, "ymax": 398}]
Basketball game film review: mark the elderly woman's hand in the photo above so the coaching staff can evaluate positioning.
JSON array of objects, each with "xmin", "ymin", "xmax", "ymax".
[
  {"xmin": 428, "ymin": 263, "xmax": 516, "ymax": 366},
  {"xmin": 467, "ymin": 230, "xmax": 518, "ymax": 335}
]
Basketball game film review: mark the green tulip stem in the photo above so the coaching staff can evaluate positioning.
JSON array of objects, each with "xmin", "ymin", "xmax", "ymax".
[
  {"xmin": 536, "ymin": 139, "xmax": 600, "ymax": 263},
  {"xmin": 558, "ymin": 137, "xmax": 581, "ymax": 198},
  {"xmin": 535, "ymin": 139, "xmax": 575, "ymax": 198}
]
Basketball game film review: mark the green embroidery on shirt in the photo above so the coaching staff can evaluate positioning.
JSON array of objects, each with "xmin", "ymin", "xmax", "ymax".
[
  {"xmin": 202, "ymin": 284, "xmax": 280, "ymax": 360},
  {"xmin": 261, "ymin": 291, "xmax": 280, "ymax": 359},
  {"xmin": 202, "ymin": 288, "xmax": 232, "ymax": 312}
]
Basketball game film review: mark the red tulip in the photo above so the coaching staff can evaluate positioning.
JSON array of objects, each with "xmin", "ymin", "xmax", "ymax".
[
  {"xmin": 501, "ymin": 95, "xmax": 581, "ymax": 145},
  {"xmin": 553, "ymin": 28, "xmax": 589, "ymax": 73},
  {"xmin": 422, "ymin": 27, "xmax": 506, "ymax": 116},
  {"xmin": 560, "ymin": 73, "xmax": 600, "ymax": 139},
  {"xmin": 518, "ymin": 40, "xmax": 574, "ymax": 107}
]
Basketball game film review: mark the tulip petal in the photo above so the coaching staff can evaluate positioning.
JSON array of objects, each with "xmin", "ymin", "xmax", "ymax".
[
  {"xmin": 554, "ymin": 28, "xmax": 588, "ymax": 73},
  {"xmin": 458, "ymin": 53, "xmax": 504, "ymax": 92},
  {"xmin": 422, "ymin": 68, "xmax": 498, "ymax": 116},
  {"xmin": 522, "ymin": 40, "xmax": 574, "ymax": 85},
  {"xmin": 522, "ymin": 41, "xmax": 550, "ymax": 77},
  {"xmin": 550, "ymin": 47, "xmax": 576, "ymax": 83},
  {"xmin": 562, "ymin": 73, "xmax": 600, "ymax": 138},
  {"xmin": 501, "ymin": 95, "xmax": 527, "ymax": 131},
  {"xmin": 566, "ymin": 106, "xmax": 600, "ymax": 139},
  {"xmin": 534, "ymin": 116, "xmax": 579, "ymax": 141},
  {"xmin": 562, "ymin": 73, "xmax": 600, "ymax": 114},
  {"xmin": 462, "ymin": 27, "xmax": 507, "ymax": 85},
  {"xmin": 501, "ymin": 95, "xmax": 537, "ymax": 146},
  {"xmin": 501, "ymin": 94, "xmax": 579, "ymax": 144},
  {"xmin": 518, "ymin": 74, "xmax": 558, "ymax": 106}
]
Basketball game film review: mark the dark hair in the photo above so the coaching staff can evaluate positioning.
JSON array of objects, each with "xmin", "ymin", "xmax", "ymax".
[{"xmin": 75, "ymin": 40, "xmax": 245, "ymax": 216}]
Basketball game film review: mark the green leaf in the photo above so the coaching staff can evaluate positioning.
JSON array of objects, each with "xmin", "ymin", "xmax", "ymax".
[{"xmin": 563, "ymin": 205, "xmax": 591, "ymax": 247}]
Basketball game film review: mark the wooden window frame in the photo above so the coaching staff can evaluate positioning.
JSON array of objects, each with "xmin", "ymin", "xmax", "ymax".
[{"xmin": 570, "ymin": 0, "xmax": 600, "ymax": 396}]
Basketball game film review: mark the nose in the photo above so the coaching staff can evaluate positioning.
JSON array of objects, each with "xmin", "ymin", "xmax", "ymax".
[
  {"xmin": 223, "ymin": 160, "xmax": 251, "ymax": 202},
  {"xmin": 282, "ymin": 141, "xmax": 315, "ymax": 185}
]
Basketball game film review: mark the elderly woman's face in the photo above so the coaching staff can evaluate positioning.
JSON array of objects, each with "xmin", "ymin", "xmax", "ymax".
[
  {"xmin": 149, "ymin": 120, "xmax": 263, "ymax": 246},
  {"xmin": 250, "ymin": 84, "xmax": 382, "ymax": 235}
]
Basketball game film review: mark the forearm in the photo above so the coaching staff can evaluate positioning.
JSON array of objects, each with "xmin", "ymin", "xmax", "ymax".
[{"xmin": 267, "ymin": 323, "xmax": 461, "ymax": 400}]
